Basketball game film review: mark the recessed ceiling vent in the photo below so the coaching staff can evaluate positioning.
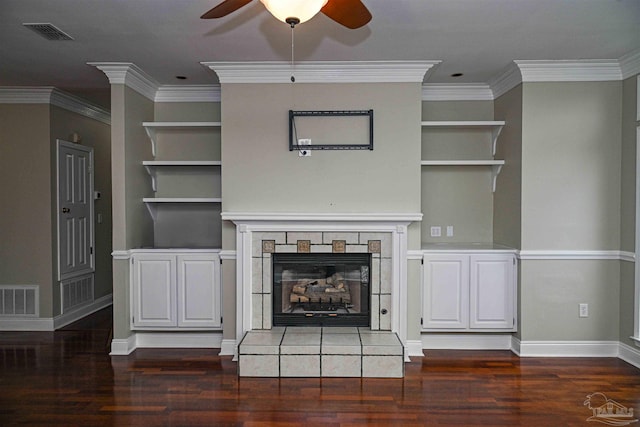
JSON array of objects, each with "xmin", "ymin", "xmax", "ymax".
[{"xmin": 23, "ymin": 23, "xmax": 74, "ymax": 41}]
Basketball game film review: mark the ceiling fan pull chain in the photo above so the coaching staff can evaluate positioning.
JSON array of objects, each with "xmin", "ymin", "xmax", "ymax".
[{"xmin": 290, "ymin": 23, "xmax": 295, "ymax": 83}]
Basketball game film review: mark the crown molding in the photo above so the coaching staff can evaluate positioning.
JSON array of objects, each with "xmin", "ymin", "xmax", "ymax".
[
  {"xmin": 154, "ymin": 85, "xmax": 221, "ymax": 103},
  {"xmin": 620, "ymin": 49, "xmax": 640, "ymax": 80},
  {"xmin": 0, "ymin": 87, "xmax": 110, "ymax": 124},
  {"xmin": 202, "ymin": 61, "xmax": 441, "ymax": 84},
  {"xmin": 514, "ymin": 60, "xmax": 622, "ymax": 82},
  {"xmin": 488, "ymin": 62, "xmax": 523, "ymax": 99},
  {"xmin": 422, "ymin": 84, "xmax": 494, "ymax": 101},
  {"xmin": 88, "ymin": 62, "xmax": 158, "ymax": 101}
]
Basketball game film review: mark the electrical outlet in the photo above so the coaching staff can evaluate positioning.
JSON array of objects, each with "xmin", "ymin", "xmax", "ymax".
[
  {"xmin": 579, "ymin": 303, "xmax": 589, "ymax": 318},
  {"xmin": 446, "ymin": 225, "xmax": 454, "ymax": 237},
  {"xmin": 298, "ymin": 138, "xmax": 312, "ymax": 157},
  {"xmin": 430, "ymin": 226, "xmax": 441, "ymax": 237}
]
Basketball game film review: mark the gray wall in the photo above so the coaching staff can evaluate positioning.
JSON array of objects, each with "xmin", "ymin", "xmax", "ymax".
[
  {"xmin": 111, "ymin": 85, "xmax": 154, "ymax": 339},
  {"xmin": 519, "ymin": 81, "xmax": 623, "ymax": 342},
  {"xmin": 494, "ymin": 85, "xmax": 523, "ymax": 250},
  {"xmin": 221, "ymin": 83, "xmax": 422, "ymax": 214},
  {"xmin": 0, "ymin": 104, "xmax": 54, "ymax": 317},
  {"xmin": 619, "ymin": 74, "xmax": 638, "ymax": 347},
  {"xmin": 0, "ymin": 101, "xmax": 111, "ymax": 319}
]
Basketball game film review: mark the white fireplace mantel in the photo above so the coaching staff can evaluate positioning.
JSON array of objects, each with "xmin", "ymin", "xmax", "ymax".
[{"xmin": 222, "ymin": 212, "xmax": 422, "ymax": 359}]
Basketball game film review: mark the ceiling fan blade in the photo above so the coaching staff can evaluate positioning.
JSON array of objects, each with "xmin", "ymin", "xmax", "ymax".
[
  {"xmin": 321, "ymin": 0, "xmax": 372, "ymax": 29},
  {"xmin": 201, "ymin": 0, "xmax": 254, "ymax": 19}
]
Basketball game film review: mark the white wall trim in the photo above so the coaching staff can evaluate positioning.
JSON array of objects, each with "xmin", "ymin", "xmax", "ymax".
[
  {"xmin": 219, "ymin": 339, "xmax": 237, "ymax": 357},
  {"xmin": 406, "ymin": 339, "xmax": 424, "ymax": 358},
  {"xmin": 135, "ymin": 331, "xmax": 223, "ymax": 348},
  {"xmin": 518, "ymin": 250, "xmax": 634, "ymax": 261},
  {"xmin": 155, "ymin": 85, "xmax": 221, "ymax": 103},
  {"xmin": 54, "ymin": 293, "xmax": 113, "ymax": 329},
  {"xmin": 202, "ymin": 61, "xmax": 441, "ymax": 84},
  {"xmin": 0, "ymin": 294, "xmax": 112, "ymax": 331},
  {"xmin": 619, "ymin": 49, "xmax": 640, "ymax": 80},
  {"xmin": 518, "ymin": 340, "xmax": 620, "ymax": 357},
  {"xmin": 88, "ymin": 62, "xmax": 159, "ymax": 101},
  {"xmin": 219, "ymin": 250, "xmax": 237, "ymax": 260},
  {"xmin": 514, "ymin": 60, "xmax": 623, "ymax": 82},
  {"xmin": 489, "ymin": 62, "xmax": 523, "ymax": 99},
  {"xmin": 422, "ymin": 84, "xmax": 494, "ymax": 101},
  {"xmin": 0, "ymin": 87, "xmax": 110, "ymax": 124},
  {"xmin": 110, "ymin": 335, "xmax": 137, "ymax": 355},
  {"xmin": 422, "ymin": 333, "xmax": 514, "ymax": 350},
  {"xmin": 0, "ymin": 317, "xmax": 54, "ymax": 331},
  {"xmin": 111, "ymin": 250, "xmax": 132, "ymax": 260},
  {"xmin": 619, "ymin": 342, "xmax": 640, "ymax": 369}
]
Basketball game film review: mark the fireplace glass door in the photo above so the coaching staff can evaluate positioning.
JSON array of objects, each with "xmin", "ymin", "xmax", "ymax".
[{"xmin": 272, "ymin": 253, "xmax": 371, "ymax": 327}]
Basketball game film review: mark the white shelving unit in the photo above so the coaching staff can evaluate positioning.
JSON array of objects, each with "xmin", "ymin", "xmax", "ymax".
[
  {"xmin": 141, "ymin": 121, "xmax": 222, "ymax": 247},
  {"xmin": 142, "ymin": 122, "xmax": 221, "ymax": 157},
  {"xmin": 421, "ymin": 120, "xmax": 506, "ymax": 193},
  {"xmin": 421, "ymin": 121, "xmax": 504, "ymax": 155},
  {"xmin": 143, "ymin": 160, "xmax": 222, "ymax": 191}
]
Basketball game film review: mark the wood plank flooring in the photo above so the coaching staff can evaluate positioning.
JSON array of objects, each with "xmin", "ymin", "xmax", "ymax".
[{"xmin": 1, "ymin": 307, "xmax": 639, "ymax": 426}]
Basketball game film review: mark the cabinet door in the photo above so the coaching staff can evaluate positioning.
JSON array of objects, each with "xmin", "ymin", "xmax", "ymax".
[
  {"xmin": 469, "ymin": 254, "xmax": 515, "ymax": 330},
  {"xmin": 422, "ymin": 255, "xmax": 469, "ymax": 329},
  {"xmin": 177, "ymin": 254, "xmax": 221, "ymax": 328},
  {"xmin": 132, "ymin": 254, "xmax": 177, "ymax": 328}
]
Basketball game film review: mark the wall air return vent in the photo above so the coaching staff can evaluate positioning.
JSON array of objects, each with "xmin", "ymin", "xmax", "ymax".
[{"xmin": 23, "ymin": 23, "xmax": 74, "ymax": 41}]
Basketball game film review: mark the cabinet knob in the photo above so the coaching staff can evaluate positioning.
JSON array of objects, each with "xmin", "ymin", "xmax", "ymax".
[{"xmin": 62, "ymin": 207, "xmax": 70, "ymax": 213}]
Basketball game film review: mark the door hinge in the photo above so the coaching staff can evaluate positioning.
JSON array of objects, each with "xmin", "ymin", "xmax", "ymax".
[
  {"xmin": 90, "ymin": 247, "xmax": 93, "ymax": 255},
  {"xmin": 220, "ymin": 316, "xmax": 223, "ymax": 323},
  {"xmin": 420, "ymin": 317, "xmax": 423, "ymax": 325},
  {"xmin": 421, "ymin": 258, "xmax": 424, "ymax": 265}
]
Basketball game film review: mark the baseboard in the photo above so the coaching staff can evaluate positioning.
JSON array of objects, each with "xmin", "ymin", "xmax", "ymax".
[
  {"xmin": 422, "ymin": 333, "xmax": 514, "ymax": 350},
  {"xmin": 517, "ymin": 340, "xmax": 619, "ymax": 357},
  {"xmin": 54, "ymin": 294, "xmax": 113, "ymax": 329},
  {"xmin": 219, "ymin": 339, "xmax": 237, "ymax": 357},
  {"xmin": 110, "ymin": 335, "xmax": 136, "ymax": 355},
  {"xmin": 0, "ymin": 317, "xmax": 54, "ymax": 331},
  {"xmin": 618, "ymin": 342, "xmax": 640, "ymax": 369},
  {"xmin": 135, "ymin": 331, "xmax": 223, "ymax": 349},
  {"xmin": 406, "ymin": 340, "xmax": 424, "ymax": 358},
  {"xmin": 0, "ymin": 294, "xmax": 112, "ymax": 331}
]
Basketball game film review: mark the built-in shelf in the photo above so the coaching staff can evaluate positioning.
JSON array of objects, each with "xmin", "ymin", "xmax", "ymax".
[
  {"xmin": 421, "ymin": 121, "xmax": 505, "ymax": 155},
  {"xmin": 142, "ymin": 122, "xmax": 222, "ymax": 157},
  {"xmin": 420, "ymin": 160, "xmax": 504, "ymax": 192},
  {"xmin": 142, "ymin": 161, "xmax": 222, "ymax": 191},
  {"xmin": 143, "ymin": 197, "xmax": 222, "ymax": 220}
]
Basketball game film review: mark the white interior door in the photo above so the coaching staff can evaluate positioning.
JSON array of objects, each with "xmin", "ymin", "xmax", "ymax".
[{"xmin": 57, "ymin": 140, "xmax": 94, "ymax": 280}]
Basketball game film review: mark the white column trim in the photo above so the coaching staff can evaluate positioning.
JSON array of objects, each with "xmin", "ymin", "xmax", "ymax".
[{"xmin": 88, "ymin": 62, "xmax": 159, "ymax": 101}]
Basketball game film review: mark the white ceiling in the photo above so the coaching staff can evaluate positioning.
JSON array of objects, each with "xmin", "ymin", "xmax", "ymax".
[{"xmin": 1, "ymin": 0, "xmax": 639, "ymax": 107}]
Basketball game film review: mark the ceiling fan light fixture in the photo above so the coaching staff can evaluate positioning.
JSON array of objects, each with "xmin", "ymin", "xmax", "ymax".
[{"xmin": 259, "ymin": 0, "xmax": 328, "ymax": 25}]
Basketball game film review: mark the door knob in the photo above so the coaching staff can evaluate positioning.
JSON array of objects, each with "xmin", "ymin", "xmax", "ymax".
[{"xmin": 62, "ymin": 207, "xmax": 70, "ymax": 213}]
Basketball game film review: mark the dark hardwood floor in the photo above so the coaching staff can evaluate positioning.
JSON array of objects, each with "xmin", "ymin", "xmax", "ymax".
[{"xmin": 1, "ymin": 307, "xmax": 639, "ymax": 426}]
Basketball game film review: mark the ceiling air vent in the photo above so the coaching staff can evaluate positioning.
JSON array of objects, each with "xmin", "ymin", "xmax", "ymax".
[{"xmin": 23, "ymin": 23, "xmax": 74, "ymax": 41}]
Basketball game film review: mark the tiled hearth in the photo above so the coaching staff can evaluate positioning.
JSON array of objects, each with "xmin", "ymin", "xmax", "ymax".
[
  {"xmin": 222, "ymin": 212, "xmax": 421, "ymax": 378},
  {"xmin": 239, "ymin": 327, "xmax": 404, "ymax": 378}
]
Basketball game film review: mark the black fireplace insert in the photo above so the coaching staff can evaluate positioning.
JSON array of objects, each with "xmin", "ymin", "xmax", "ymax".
[{"xmin": 272, "ymin": 252, "xmax": 371, "ymax": 327}]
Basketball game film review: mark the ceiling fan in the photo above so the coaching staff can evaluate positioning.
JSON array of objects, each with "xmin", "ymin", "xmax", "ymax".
[{"xmin": 201, "ymin": 0, "xmax": 372, "ymax": 29}]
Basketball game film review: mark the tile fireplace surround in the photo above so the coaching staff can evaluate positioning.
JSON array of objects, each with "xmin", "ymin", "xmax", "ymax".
[{"xmin": 222, "ymin": 213, "xmax": 421, "ymax": 378}]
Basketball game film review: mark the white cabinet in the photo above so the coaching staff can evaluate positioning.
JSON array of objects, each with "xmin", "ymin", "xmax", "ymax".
[
  {"xmin": 131, "ymin": 251, "xmax": 222, "ymax": 330},
  {"xmin": 422, "ymin": 251, "xmax": 516, "ymax": 332}
]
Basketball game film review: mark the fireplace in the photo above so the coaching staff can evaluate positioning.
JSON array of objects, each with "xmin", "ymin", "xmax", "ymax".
[
  {"xmin": 221, "ymin": 212, "xmax": 421, "ymax": 360},
  {"xmin": 272, "ymin": 253, "xmax": 371, "ymax": 327}
]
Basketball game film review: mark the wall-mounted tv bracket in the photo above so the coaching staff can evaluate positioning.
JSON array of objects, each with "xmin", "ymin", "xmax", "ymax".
[{"xmin": 289, "ymin": 109, "xmax": 374, "ymax": 151}]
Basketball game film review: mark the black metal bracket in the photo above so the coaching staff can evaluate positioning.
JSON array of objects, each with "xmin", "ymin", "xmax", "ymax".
[{"xmin": 289, "ymin": 109, "xmax": 374, "ymax": 151}]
